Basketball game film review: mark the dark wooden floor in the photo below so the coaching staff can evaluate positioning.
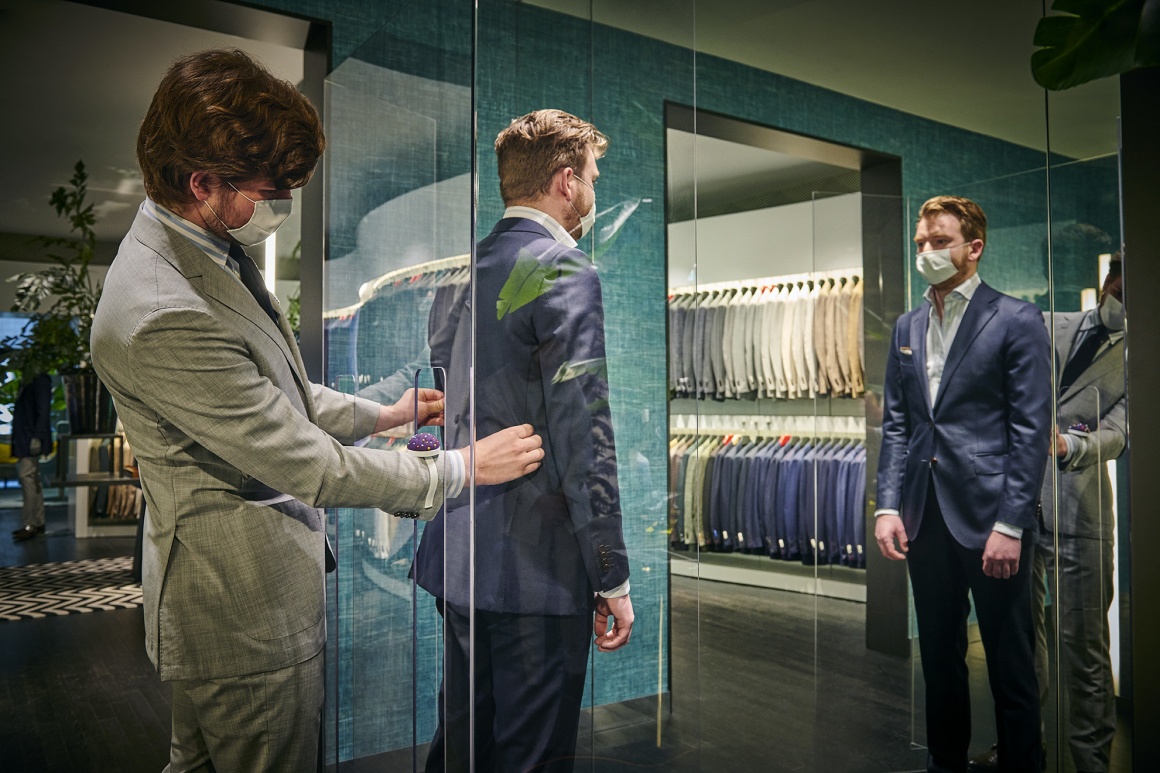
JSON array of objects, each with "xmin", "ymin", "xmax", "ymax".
[{"xmin": 0, "ymin": 490, "xmax": 1134, "ymax": 772}]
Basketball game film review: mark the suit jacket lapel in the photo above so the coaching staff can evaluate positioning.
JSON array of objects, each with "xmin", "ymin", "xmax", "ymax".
[
  {"xmin": 1054, "ymin": 313, "xmax": 1081, "ymax": 390},
  {"xmin": 1062, "ymin": 338, "xmax": 1123, "ymax": 400},
  {"xmin": 135, "ymin": 213, "xmax": 311, "ymax": 409},
  {"xmin": 910, "ymin": 304, "xmax": 933, "ymax": 417},
  {"xmin": 933, "ymin": 282, "xmax": 999, "ymax": 413}
]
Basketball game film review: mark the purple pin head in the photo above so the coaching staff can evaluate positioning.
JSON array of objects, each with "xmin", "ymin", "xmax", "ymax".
[{"xmin": 407, "ymin": 432, "xmax": 441, "ymax": 457}]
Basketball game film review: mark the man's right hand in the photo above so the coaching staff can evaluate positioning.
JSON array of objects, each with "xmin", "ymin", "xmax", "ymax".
[
  {"xmin": 468, "ymin": 424, "xmax": 544, "ymax": 484},
  {"xmin": 875, "ymin": 514, "xmax": 909, "ymax": 560}
]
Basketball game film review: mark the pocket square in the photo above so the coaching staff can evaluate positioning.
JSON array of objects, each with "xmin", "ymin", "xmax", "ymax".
[{"xmin": 899, "ymin": 346, "xmax": 913, "ymax": 356}]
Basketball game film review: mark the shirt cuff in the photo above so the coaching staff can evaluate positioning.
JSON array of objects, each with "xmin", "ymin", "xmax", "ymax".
[
  {"xmin": 441, "ymin": 449, "xmax": 465, "ymax": 499},
  {"xmin": 1060, "ymin": 432, "xmax": 1077, "ymax": 465},
  {"xmin": 598, "ymin": 579, "xmax": 631, "ymax": 599},
  {"xmin": 992, "ymin": 521, "xmax": 1023, "ymax": 539},
  {"xmin": 874, "ymin": 508, "xmax": 900, "ymax": 517}
]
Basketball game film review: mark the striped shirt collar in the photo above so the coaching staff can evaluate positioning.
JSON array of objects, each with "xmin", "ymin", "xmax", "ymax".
[
  {"xmin": 503, "ymin": 206, "xmax": 577, "ymax": 249},
  {"xmin": 142, "ymin": 198, "xmax": 242, "ymax": 280}
]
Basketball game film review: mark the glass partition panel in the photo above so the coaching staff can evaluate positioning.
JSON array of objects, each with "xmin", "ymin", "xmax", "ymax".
[
  {"xmin": 1045, "ymin": 71, "xmax": 1127, "ymax": 773},
  {"xmin": 315, "ymin": 1, "xmax": 1140, "ymax": 770},
  {"xmin": 904, "ymin": 167, "xmax": 1053, "ymax": 770},
  {"xmin": 462, "ymin": 1, "xmax": 698, "ymax": 769},
  {"xmin": 323, "ymin": 1, "xmax": 473, "ymax": 767}
]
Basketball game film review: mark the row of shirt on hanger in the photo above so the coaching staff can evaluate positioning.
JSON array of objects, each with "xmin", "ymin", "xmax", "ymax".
[
  {"xmin": 669, "ymin": 433, "xmax": 867, "ymax": 568},
  {"xmin": 668, "ymin": 274, "xmax": 865, "ymax": 402}
]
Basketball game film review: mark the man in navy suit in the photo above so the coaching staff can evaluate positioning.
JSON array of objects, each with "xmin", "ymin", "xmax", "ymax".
[
  {"xmin": 416, "ymin": 109, "xmax": 634, "ymax": 772},
  {"xmin": 875, "ymin": 196, "xmax": 1052, "ymax": 773}
]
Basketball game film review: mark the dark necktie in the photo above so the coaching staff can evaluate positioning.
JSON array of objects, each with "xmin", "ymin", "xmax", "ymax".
[
  {"xmin": 228, "ymin": 243, "xmax": 279, "ymax": 325},
  {"xmin": 1059, "ymin": 325, "xmax": 1107, "ymax": 394}
]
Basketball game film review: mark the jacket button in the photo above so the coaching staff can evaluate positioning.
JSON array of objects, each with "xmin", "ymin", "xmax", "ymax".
[{"xmin": 930, "ymin": 457, "xmax": 938, "ymax": 466}]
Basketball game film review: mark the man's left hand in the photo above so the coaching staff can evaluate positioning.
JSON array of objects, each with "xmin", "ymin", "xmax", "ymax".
[
  {"xmin": 594, "ymin": 594, "xmax": 634, "ymax": 653},
  {"xmin": 375, "ymin": 388, "xmax": 445, "ymax": 434},
  {"xmin": 981, "ymin": 531, "xmax": 1022, "ymax": 579}
]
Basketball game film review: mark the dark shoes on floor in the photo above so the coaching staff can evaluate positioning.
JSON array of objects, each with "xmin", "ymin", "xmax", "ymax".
[
  {"xmin": 967, "ymin": 743, "xmax": 1051, "ymax": 773},
  {"xmin": 12, "ymin": 524, "xmax": 46, "ymax": 541},
  {"xmin": 968, "ymin": 745, "xmax": 999, "ymax": 772}
]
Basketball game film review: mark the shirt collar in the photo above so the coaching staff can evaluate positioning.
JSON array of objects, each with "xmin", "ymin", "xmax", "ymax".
[
  {"xmin": 142, "ymin": 198, "xmax": 241, "ymax": 278},
  {"xmin": 923, "ymin": 272, "xmax": 981, "ymax": 306},
  {"xmin": 504, "ymin": 206, "xmax": 577, "ymax": 249}
]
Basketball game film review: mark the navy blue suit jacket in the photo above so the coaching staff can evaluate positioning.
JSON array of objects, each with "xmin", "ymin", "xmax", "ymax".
[
  {"xmin": 876, "ymin": 281, "xmax": 1052, "ymax": 550},
  {"xmin": 415, "ymin": 218, "xmax": 629, "ymax": 615}
]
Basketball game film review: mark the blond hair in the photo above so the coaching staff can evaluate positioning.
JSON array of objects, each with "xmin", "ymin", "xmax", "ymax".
[
  {"xmin": 495, "ymin": 109, "xmax": 608, "ymax": 205},
  {"xmin": 917, "ymin": 195, "xmax": 987, "ymax": 244}
]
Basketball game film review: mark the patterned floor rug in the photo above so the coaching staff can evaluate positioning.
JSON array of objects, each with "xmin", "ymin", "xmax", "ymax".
[{"xmin": 0, "ymin": 556, "xmax": 142, "ymax": 621}]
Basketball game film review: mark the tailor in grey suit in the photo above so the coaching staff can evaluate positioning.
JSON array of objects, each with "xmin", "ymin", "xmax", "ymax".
[
  {"xmin": 1035, "ymin": 308, "xmax": 1125, "ymax": 773},
  {"xmin": 92, "ymin": 204, "xmax": 443, "ymax": 769}
]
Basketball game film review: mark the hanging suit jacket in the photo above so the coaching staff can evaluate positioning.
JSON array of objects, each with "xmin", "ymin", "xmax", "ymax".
[
  {"xmin": 416, "ymin": 217, "xmax": 629, "ymax": 615},
  {"xmin": 92, "ymin": 207, "xmax": 442, "ymax": 681},
  {"xmin": 1040, "ymin": 310, "xmax": 1126, "ymax": 540},
  {"xmin": 877, "ymin": 281, "xmax": 1052, "ymax": 549}
]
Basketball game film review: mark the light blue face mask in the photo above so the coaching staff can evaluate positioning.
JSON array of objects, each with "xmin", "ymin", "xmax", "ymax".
[
  {"xmin": 915, "ymin": 243, "xmax": 968, "ymax": 285},
  {"xmin": 570, "ymin": 174, "xmax": 596, "ymax": 239},
  {"xmin": 1099, "ymin": 294, "xmax": 1124, "ymax": 330}
]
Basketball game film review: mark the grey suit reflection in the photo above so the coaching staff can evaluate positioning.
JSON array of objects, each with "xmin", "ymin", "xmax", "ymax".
[{"xmin": 1036, "ymin": 259, "xmax": 1126, "ymax": 773}]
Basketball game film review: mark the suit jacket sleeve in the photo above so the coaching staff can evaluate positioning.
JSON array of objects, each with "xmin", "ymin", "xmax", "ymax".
[
  {"xmin": 310, "ymin": 383, "xmax": 380, "ymax": 444},
  {"xmin": 1000, "ymin": 302, "xmax": 1054, "ymax": 530},
  {"xmin": 1063, "ymin": 392, "xmax": 1127, "ymax": 472},
  {"xmin": 123, "ymin": 306, "xmax": 439, "ymax": 515},
  {"xmin": 876, "ymin": 319, "xmax": 910, "ymax": 513},
  {"xmin": 535, "ymin": 250, "xmax": 629, "ymax": 592}
]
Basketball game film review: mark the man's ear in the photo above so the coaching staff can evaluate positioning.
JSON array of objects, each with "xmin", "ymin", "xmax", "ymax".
[
  {"xmin": 969, "ymin": 239, "xmax": 985, "ymax": 262},
  {"xmin": 188, "ymin": 171, "xmax": 218, "ymax": 203},
  {"xmin": 553, "ymin": 166, "xmax": 574, "ymax": 202}
]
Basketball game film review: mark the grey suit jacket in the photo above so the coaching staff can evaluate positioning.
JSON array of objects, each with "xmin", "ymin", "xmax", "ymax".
[
  {"xmin": 92, "ymin": 207, "xmax": 442, "ymax": 681},
  {"xmin": 1040, "ymin": 310, "xmax": 1127, "ymax": 540}
]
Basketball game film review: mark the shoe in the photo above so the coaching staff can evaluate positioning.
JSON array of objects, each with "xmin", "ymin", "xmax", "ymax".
[
  {"xmin": 967, "ymin": 745, "xmax": 998, "ymax": 773},
  {"xmin": 12, "ymin": 525, "xmax": 45, "ymax": 542}
]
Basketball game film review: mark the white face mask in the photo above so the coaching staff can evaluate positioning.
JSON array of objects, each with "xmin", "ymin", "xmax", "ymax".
[
  {"xmin": 1099, "ymin": 294, "xmax": 1124, "ymax": 331},
  {"xmin": 570, "ymin": 175, "xmax": 596, "ymax": 239},
  {"xmin": 915, "ymin": 243, "xmax": 967, "ymax": 286},
  {"xmin": 222, "ymin": 182, "xmax": 293, "ymax": 246}
]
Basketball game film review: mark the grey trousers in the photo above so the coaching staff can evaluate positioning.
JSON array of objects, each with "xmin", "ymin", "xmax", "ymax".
[
  {"xmin": 1033, "ymin": 537, "xmax": 1117, "ymax": 773},
  {"xmin": 16, "ymin": 453, "xmax": 45, "ymax": 529},
  {"xmin": 164, "ymin": 648, "xmax": 324, "ymax": 773}
]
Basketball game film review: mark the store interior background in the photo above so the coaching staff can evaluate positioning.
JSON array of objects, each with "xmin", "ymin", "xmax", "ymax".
[{"xmin": 1, "ymin": 1, "xmax": 1152, "ymax": 771}]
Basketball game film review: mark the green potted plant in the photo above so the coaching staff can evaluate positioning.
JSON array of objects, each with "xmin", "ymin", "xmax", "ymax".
[{"xmin": 1, "ymin": 161, "xmax": 114, "ymax": 434}]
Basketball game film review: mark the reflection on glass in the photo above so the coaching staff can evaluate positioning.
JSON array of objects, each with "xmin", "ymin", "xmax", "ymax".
[
  {"xmin": 1039, "ymin": 257, "xmax": 1125, "ymax": 773},
  {"xmin": 414, "ymin": 109, "xmax": 633, "ymax": 772},
  {"xmin": 882, "ymin": 196, "xmax": 1051, "ymax": 770}
]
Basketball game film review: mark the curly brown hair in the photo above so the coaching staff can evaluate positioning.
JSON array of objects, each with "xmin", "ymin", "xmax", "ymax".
[
  {"xmin": 495, "ymin": 109, "xmax": 608, "ymax": 206},
  {"xmin": 137, "ymin": 49, "xmax": 324, "ymax": 210}
]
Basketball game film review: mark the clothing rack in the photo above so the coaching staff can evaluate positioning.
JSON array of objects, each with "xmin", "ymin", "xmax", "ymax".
[
  {"xmin": 325, "ymin": 254, "xmax": 470, "ymax": 319},
  {"xmin": 669, "ymin": 413, "xmax": 865, "ymax": 439},
  {"xmin": 668, "ymin": 268, "xmax": 860, "ymax": 297}
]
